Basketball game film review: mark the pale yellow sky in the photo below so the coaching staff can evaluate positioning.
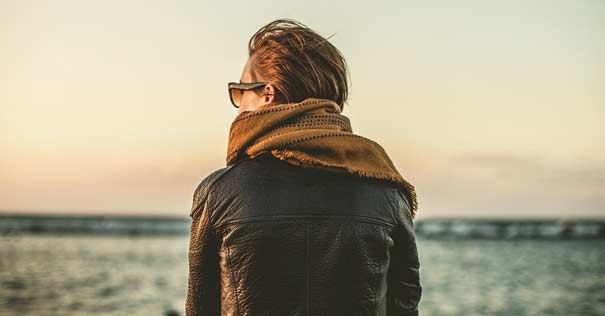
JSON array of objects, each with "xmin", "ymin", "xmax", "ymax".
[{"xmin": 1, "ymin": 0, "xmax": 603, "ymax": 218}]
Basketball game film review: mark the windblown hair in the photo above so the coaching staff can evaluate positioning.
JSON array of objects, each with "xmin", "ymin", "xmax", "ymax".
[{"xmin": 248, "ymin": 19, "xmax": 350, "ymax": 110}]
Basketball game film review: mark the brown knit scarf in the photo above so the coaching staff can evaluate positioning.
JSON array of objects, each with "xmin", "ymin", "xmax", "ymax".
[{"xmin": 226, "ymin": 97, "xmax": 418, "ymax": 219}]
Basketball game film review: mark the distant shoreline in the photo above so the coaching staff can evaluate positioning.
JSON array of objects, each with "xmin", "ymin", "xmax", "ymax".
[
  {"xmin": 1, "ymin": 210, "xmax": 604, "ymax": 221},
  {"xmin": 0, "ymin": 211, "xmax": 189, "ymax": 220},
  {"xmin": 1, "ymin": 213, "xmax": 604, "ymax": 239}
]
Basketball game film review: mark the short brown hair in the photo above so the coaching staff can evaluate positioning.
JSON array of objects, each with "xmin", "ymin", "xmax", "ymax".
[{"xmin": 248, "ymin": 19, "xmax": 350, "ymax": 110}]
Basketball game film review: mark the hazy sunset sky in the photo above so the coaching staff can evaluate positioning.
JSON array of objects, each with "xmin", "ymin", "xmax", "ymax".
[{"xmin": 1, "ymin": 0, "xmax": 603, "ymax": 218}]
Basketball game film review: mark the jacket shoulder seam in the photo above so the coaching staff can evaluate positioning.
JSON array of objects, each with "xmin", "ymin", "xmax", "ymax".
[
  {"xmin": 215, "ymin": 214, "xmax": 396, "ymax": 230},
  {"xmin": 190, "ymin": 164, "xmax": 238, "ymax": 218},
  {"xmin": 393, "ymin": 188, "xmax": 414, "ymax": 223}
]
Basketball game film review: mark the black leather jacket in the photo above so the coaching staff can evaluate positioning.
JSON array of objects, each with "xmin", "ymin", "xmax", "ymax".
[{"xmin": 186, "ymin": 152, "xmax": 421, "ymax": 316}]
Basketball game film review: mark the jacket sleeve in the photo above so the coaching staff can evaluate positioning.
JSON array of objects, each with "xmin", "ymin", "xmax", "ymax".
[
  {"xmin": 386, "ymin": 192, "xmax": 422, "ymax": 316},
  {"xmin": 185, "ymin": 182, "xmax": 221, "ymax": 316}
]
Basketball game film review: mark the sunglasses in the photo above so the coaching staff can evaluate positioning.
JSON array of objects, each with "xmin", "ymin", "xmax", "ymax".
[{"xmin": 228, "ymin": 81, "xmax": 274, "ymax": 108}]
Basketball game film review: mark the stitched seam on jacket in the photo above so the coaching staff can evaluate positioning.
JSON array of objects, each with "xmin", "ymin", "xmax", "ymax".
[
  {"xmin": 202, "ymin": 198, "xmax": 220, "ymax": 241},
  {"xmin": 372, "ymin": 228, "xmax": 378, "ymax": 310},
  {"xmin": 217, "ymin": 217, "xmax": 394, "ymax": 229},
  {"xmin": 389, "ymin": 194, "xmax": 403, "ymax": 229},
  {"xmin": 306, "ymin": 216, "xmax": 310, "ymax": 316},
  {"xmin": 376, "ymin": 227, "xmax": 388, "ymax": 309},
  {"xmin": 225, "ymin": 244, "xmax": 241, "ymax": 316},
  {"xmin": 348, "ymin": 222, "xmax": 378, "ymax": 312},
  {"xmin": 219, "ymin": 213, "xmax": 394, "ymax": 221},
  {"xmin": 190, "ymin": 164, "xmax": 238, "ymax": 219},
  {"xmin": 216, "ymin": 215, "xmax": 395, "ymax": 229}
]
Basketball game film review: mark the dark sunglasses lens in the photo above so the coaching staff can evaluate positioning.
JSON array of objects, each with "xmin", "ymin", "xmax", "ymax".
[{"xmin": 230, "ymin": 88, "xmax": 242, "ymax": 108}]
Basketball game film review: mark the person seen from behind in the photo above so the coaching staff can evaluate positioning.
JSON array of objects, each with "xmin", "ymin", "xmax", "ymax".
[{"xmin": 186, "ymin": 18, "xmax": 422, "ymax": 316}]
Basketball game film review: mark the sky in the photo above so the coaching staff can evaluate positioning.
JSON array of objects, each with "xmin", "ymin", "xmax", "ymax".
[{"xmin": 1, "ymin": 0, "xmax": 603, "ymax": 219}]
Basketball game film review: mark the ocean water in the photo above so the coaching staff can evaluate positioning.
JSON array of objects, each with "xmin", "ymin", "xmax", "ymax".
[{"xmin": 0, "ymin": 234, "xmax": 604, "ymax": 316}]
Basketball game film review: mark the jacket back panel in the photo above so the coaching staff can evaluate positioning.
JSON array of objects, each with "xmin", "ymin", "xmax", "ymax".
[{"xmin": 192, "ymin": 153, "xmax": 417, "ymax": 316}]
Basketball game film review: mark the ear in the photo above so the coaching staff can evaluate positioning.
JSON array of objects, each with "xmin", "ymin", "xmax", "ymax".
[{"xmin": 264, "ymin": 84, "xmax": 275, "ymax": 104}]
